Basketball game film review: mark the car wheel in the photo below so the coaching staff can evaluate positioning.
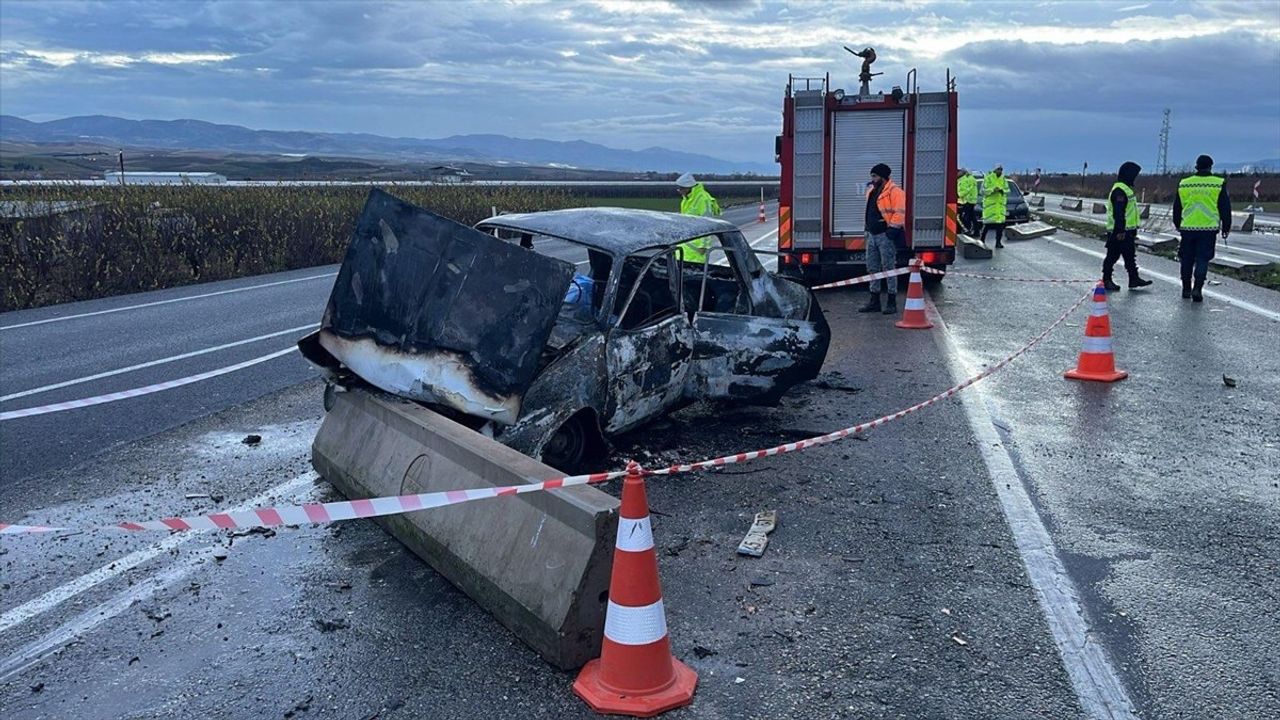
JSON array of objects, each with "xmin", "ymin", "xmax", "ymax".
[
  {"xmin": 543, "ymin": 415, "xmax": 589, "ymax": 472},
  {"xmin": 323, "ymin": 383, "xmax": 337, "ymax": 412}
]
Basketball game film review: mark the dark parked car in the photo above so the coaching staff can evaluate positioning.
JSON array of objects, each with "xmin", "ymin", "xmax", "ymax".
[
  {"xmin": 971, "ymin": 180, "xmax": 1031, "ymax": 235},
  {"xmin": 300, "ymin": 190, "xmax": 831, "ymax": 471}
]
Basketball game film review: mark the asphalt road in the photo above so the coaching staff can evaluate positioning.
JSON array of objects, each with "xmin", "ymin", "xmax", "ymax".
[{"xmin": 2, "ymin": 208, "xmax": 1277, "ymax": 719}]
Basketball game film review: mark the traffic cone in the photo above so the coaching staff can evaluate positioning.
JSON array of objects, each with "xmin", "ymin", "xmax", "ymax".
[
  {"xmin": 574, "ymin": 462, "xmax": 697, "ymax": 717},
  {"xmin": 1064, "ymin": 282, "xmax": 1128, "ymax": 382},
  {"xmin": 757, "ymin": 202, "xmax": 767, "ymax": 223},
  {"xmin": 895, "ymin": 258, "xmax": 933, "ymax": 330}
]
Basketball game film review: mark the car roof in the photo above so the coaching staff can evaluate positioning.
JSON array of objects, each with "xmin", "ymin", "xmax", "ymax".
[{"xmin": 476, "ymin": 207, "xmax": 738, "ymax": 255}]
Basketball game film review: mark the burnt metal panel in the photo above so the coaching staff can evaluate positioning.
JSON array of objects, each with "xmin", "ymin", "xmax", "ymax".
[{"xmin": 324, "ymin": 189, "xmax": 575, "ymax": 401}]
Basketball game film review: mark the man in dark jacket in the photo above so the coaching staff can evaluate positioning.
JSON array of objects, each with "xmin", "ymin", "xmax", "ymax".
[
  {"xmin": 1102, "ymin": 161, "xmax": 1153, "ymax": 292},
  {"xmin": 1173, "ymin": 154, "xmax": 1232, "ymax": 302}
]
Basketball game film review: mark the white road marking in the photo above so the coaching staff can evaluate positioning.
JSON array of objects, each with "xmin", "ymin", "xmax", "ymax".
[
  {"xmin": 1051, "ymin": 238, "xmax": 1280, "ymax": 323},
  {"xmin": 0, "ymin": 472, "xmax": 316, "ymax": 635},
  {"xmin": 928, "ymin": 299, "xmax": 1139, "ymax": 720},
  {"xmin": 2, "ymin": 323, "xmax": 319, "ymax": 402},
  {"xmin": 0, "ymin": 271, "xmax": 336, "ymax": 331},
  {"xmin": 1222, "ymin": 244, "xmax": 1280, "ymax": 262},
  {"xmin": 0, "ymin": 346, "xmax": 299, "ymax": 421}
]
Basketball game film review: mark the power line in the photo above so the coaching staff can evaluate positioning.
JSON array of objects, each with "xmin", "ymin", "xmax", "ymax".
[{"xmin": 1156, "ymin": 108, "xmax": 1171, "ymax": 175}]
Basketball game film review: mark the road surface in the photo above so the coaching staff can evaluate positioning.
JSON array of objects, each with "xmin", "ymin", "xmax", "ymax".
[{"xmin": 1, "ymin": 209, "xmax": 1276, "ymax": 720}]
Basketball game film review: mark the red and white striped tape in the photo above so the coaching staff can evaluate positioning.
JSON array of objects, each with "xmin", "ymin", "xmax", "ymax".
[
  {"xmin": 811, "ymin": 266, "xmax": 912, "ymax": 291},
  {"xmin": 0, "ymin": 290, "xmax": 1093, "ymax": 536},
  {"xmin": 919, "ymin": 266, "xmax": 1094, "ymax": 284}
]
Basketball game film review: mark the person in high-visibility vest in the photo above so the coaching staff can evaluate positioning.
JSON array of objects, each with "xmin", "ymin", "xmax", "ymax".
[
  {"xmin": 956, "ymin": 168, "xmax": 978, "ymax": 235},
  {"xmin": 981, "ymin": 165, "xmax": 1008, "ymax": 248},
  {"xmin": 859, "ymin": 163, "xmax": 906, "ymax": 315},
  {"xmin": 675, "ymin": 173, "xmax": 721, "ymax": 263},
  {"xmin": 1102, "ymin": 161, "xmax": 1153, "ymax": 291},
  {"xmin": 1173, "ymin": 154, "xmax": 1232, "ymax": 302}
]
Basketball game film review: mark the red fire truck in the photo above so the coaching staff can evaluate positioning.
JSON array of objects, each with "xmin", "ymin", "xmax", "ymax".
[{"xmin": 776, "ymin": 49, "xmax": 959, "ymax": 284}]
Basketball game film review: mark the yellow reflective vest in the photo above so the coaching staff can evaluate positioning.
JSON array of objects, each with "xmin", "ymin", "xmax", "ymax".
[
  {"xmin": 1177, "ymin": 174, "xmax": 1225, "ymax": 231},
  {"xmin": 982, "ymin": 172, "xmax": 1007, "ymax": 223},
  {"xmin": 957, "ymin": 174, "xmax": 978, "ymax": 204},
  {"xmin": 677, "ymin": 184, "xmax": 721, "ymax": 263},
  {"xmin": 1106, "ymin": 181, "xmax": 1140, "ymax": 232}
]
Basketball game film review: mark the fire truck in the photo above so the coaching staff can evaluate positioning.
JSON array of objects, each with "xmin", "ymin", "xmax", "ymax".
[{"xmin": 776, "ymin": 48, "xmax": 959, "ymax": 284}]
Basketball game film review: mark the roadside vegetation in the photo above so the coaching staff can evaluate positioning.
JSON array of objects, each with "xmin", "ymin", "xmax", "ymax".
[{"xmin": 0, "ymin": 183, "xmax": 775, "ymax": 311}]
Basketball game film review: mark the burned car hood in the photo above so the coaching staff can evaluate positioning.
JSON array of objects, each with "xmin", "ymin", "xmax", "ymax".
[{"xmin": 313, "ymin": 189, "xmax": 575, "ymax": 424}]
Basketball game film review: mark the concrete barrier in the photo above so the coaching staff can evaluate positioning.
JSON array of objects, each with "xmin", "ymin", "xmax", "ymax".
[
  {"xmin": 1231, "ymin": 212, "xmax": 1255, "ymax": 233},
  {"xmin": 1139, "ymin": 204, "xmax": 1151, "ymax": 219},
  {"xmin": 1060, "ymin": 197, "xmax": 1083, "ymax": 211},
  {"xmin": 960, "ymin": 234, "xmax": 993, "ymax": 259},
  {"xmin": 1092, "ymin": 202, "xmax": 1107, "ymax": 214},
  {"xmin": 312, "ymin": 388, "xmax": 619, "ymax": 670},
  {"xmin": 1028, "ymin": 195, "xmax": 1045, "ymax": 208},
  {"xmin": 1135, "ymin": 233, "xmax": 1177, "ymax": 252},
  {"xmin": 1005, "ymin": 221, "xmax": 1057, "ymax": 240},
  {"xmin": 1210, "ymin": 253, "xmax": 1270, "ymax": 272}
]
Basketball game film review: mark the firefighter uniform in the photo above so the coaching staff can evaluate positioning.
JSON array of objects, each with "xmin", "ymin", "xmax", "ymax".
[
  {"xmin": 675, "ymin": 173, "xmax": 720, "ymax": 263},
  {"xmin": 1102, "ymin": 161, "xmax": 1152, "ymax": 291},
  {"xmin": 981, "ymin": 167, "xmax": 1008, "ymax": 248},
  {"xmin": 1173, "ymin": 155, "xmax": 1231, "ymax": 302},
  {"xmin": 956, "ymin": 170, "xmax": 978, "ymax": 234}
]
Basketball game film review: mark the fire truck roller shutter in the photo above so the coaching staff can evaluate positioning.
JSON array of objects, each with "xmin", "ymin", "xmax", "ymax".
[{"xmin": 831, "ymin": 109, "xmax": 906, "ymax": 236}]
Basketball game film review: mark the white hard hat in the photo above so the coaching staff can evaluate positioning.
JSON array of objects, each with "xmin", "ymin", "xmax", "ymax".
[{"xmin": 675, "ymin": 173, "xmax": 697, "ymax": 188}]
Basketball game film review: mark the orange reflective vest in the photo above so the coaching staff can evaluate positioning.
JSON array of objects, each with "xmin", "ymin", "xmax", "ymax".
[{"xmin": 865, "ymin": 179, "xmax": 906, "ymax": 230}]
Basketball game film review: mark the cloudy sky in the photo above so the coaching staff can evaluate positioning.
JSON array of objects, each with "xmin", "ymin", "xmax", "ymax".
[{"xmin": 1, "ymin": 0, "xmax": 1277, "ymax": 171}]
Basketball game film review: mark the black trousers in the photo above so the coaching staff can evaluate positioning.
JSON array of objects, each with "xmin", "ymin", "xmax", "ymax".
[
  {"xmin": 1179, "ymin": 230, "xmax": 1217, "ymax": 283},
  {"xmin": 981, "ymin": 222, "xmax": 1004, "ymax": 243},
  {"xmin": 959, "ymin": 203, "xmax": 976, "ymax": 233},
  {"xmin": 1103, "ymin": 232, "xmax": 1139, "ymax": 282}
]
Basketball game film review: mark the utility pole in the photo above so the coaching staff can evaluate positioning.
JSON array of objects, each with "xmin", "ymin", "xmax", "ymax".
[
  {"xmin": 117, "ymin": 150, "xmax": 125, "ymax": 186},
  {"xmin": 1081, "ymin": 161, "xmax": 1088, "ymax": 196},
  {"xmin": 1157, "ymin": 108, "xmax": 1171, "ymax": 175}
]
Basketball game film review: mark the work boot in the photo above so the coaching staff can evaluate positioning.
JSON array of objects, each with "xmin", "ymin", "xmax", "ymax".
[
  {"xmin": 1181, "ymin": 277, "xmax": 1192, "ymax": 299},
  {"xmin": 1192, "ymin": 279, "xmax": 1204, "ymax": 303},
  {"xmin": 1103, "ymin": 277, "xmax": 1121, "ymax": 293},
  {"xmin": 882, "ymin": 293, "xmax": 897, "ymax": 315},
  {"xmin": 995, "ymin": 239, "xmax": 1005, "ymax": 249},
  {"xmin": 859, "ymin": 292, "xmax": 881, "ymax": 313},
  {"xmin": 1129, "ymin": 276, "xmax": 1153, "ymax": 289}
]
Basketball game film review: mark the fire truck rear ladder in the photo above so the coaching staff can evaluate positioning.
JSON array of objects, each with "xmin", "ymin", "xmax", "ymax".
[
  {"xmin": 911, "ymin": 92, "xmax": 950, "ymax": 249},
  {"xmin": 791, "ymin": 78, "xmax": 826, "ymax": 251}
]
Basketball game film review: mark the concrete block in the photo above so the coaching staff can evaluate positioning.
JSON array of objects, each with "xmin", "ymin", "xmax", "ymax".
[
  {"xmin": 960, "ymin": 235, "xmax": 993, "ymax": 259},
  {"xmin": 1139, "ymin": 204, "xmax": 1151, "ymax": 219},
  {"xmin": 1209, "ymin": 254, "xmax": 1269, "ymax": 272},
  {"xmin": 1135, "ymin": 233, "xmax": 1177, "ymax": 252},
  {"xmin": 1005, "ymin": 221, "xmax": 1057, "ymax": 240},
  {"xmin": 1028, "ymin": 195, "xmax": 1045, "ymax": 208},
  {"xmin": 1092, "ymin": 202, "xmax": 1107, "ymax": 214},
  {"xmin": 1231, "ymin": 212, "xmax": 1255, "ymax": 233},
  {"xmin": 312, "ymin": 388, "xmax": 619, "ymax": 670},
  {"xmin": 1060, "ymin": 197, "xmax": 1083, "ymax": 211}
]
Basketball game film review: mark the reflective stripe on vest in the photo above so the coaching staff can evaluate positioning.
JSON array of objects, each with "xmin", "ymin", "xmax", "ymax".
[
  {"xmin": 866, "ymin": 179, "xmax": 906, "ymax": 228},
  {"xmin": 1178, "ymin": 175, "xmax": 1224, "ymax": 231},
  {"xmin": 1105, "ymin": 182, "xmax": 1140, "ymax": 231}
]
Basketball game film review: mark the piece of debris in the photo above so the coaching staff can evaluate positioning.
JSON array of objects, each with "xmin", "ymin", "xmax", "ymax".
[
  {"xmin": 772, "ymin": 630, "xmax": 795, "ymax": 642},
  {"xmin": 734, "ymin": 677, "xmax": 746, "ymax": 684},
  {"xmin": 142, "ymin": 607, "xmax": 171, "ymax": 623},
  {"xmin": 951, "ymin": 634, "xmax": 969, "ymax": 647},
  {"xmin": 230, "ymin": 527, "xmax": 276, "ymax": 539},
  {"xmin": 128, "ymin": 656, "xmax": 140, "ymax": 666},
  {"xmin": 242, "ymin": 434, "xmax": 262, "ymax": 446},
  {"xmin": 1222, "ymin": 374, "xmax": 1237, "ymax": 388},
  {"xmin": 210, "ymin": 494, "xmax": 225, "ymax": 504},
  {"xmin": 737, "ymin": 510, "xmax": 777, "ymax": 558},
  {"xmin": 30, "ymin": 682, "xmax": 44, "ymax": 693},
  {"xmin": 692, "ymin": 645, "xmax": 718, "ymax": 659},
  {"xmin": 150, "ymin": 629, "xmax": 165, "ymax": 639},
  {"xmin": 663, "ymin": 536, "xmax": 690, "ymax": 558},
  {"xmin": 941, "ymin": 607, "xmax": 953, "ymax": 616},
  {"xmin": 749, "ymin": 577, "xmax": 775, "ymax": 588},
  {"xmin": 813, "ymin": 380, "xmax": 863, "ymax": 394},
  {"xmin": 313, "ymin": 618, "xmax": 350, "ymax": 633},
  {"xmin": 284, "ymin": 696, "xmax": 313, "ymax": 719},
  {"xmin": 212, "ymin": 549, "xmax": 229, "ymax": 562},
  {"xmin": 185, "ymin": 493, "xmax": 210, "ymax": 500}
]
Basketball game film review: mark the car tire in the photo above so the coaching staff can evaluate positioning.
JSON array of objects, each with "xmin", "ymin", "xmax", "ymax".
[
  {"xmin": 541, "ymin": 412, "xmax": 605, "ymax": 473},
  {"xmin": 323, "ymin": 383, "xmax": 337, "ymax": 412}
]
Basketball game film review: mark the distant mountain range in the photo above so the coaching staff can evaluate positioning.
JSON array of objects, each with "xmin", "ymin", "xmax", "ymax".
[{"xmin": 0, "ymin": 115, "xmax": 773, "ymax": 175}]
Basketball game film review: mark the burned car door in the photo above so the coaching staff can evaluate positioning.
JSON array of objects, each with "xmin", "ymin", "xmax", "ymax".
[
  {"xmin": 684, "ymin": 234, "xmax": 830, "ymax": 402},
  {"xmin": 603, "ymin": 249, "xmax": 694, "ymax": 434},
  {"xmin": 304, "ymin": 189, "xmax": 575, "ymax": 425}
]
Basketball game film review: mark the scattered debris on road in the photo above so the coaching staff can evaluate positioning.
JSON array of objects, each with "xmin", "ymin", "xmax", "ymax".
[
  {"xmin": 1222, "ymin": 374, "xmax": 1238, "ymax": 388},
  {"xmin": 314, "ymin": 617, "xmax": 351, "ymax": 633},
  {"xmin": 241, "ymin": 434, "xmax": 262, "ymax": 446},
  {"xmin": 737, "ymin": 510, "xmax": 778, "ymax": 557}
]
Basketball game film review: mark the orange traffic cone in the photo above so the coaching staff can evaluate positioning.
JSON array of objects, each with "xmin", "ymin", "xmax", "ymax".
[
  {"xmin": 895, "ymin": 258, "xmax": 933, "ymax": 330},
  {"xmin": 1065, "ymin": 282, "xmax": 1128, "ymax": 382},
  {"xmin": 757, "ymin": 202, "xmax": 767, "ymax": 223},
  {"xmin": 574, "ymin": 462, "xmax": 697, "ymax": 717}
]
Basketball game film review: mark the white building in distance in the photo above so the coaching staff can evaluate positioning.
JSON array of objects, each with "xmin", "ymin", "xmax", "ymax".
[{"xmin": 104, "ymin": 171, "xmax": 227, "ymax": 185}]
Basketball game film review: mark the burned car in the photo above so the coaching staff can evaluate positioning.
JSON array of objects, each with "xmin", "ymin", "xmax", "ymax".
[{"xmin": 299, "ymin": 189, "xmax": 830, "ymax": 471}]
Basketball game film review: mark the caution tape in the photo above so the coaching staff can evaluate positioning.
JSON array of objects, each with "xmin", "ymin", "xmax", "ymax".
[
  {"xmin": 919, "ymin": 266, "xmax": 1094, "ymax": 284},
  {"xmin": 0, "ymin": 289, "xmax": 1094, "ymax": 536},
  {"xmin": 811, "ymin": 266, "xmax": 913, "ymax": 290}
]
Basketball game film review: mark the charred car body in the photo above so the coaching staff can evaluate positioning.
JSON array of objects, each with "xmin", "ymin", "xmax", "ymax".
[{"xmin": 300, "ymin": 189, "xmax": 831, "ymax": 470}]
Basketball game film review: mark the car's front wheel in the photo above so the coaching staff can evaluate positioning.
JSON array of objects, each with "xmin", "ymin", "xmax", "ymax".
[{"xmin": 541, "ymin": 411, "xmax": 606, "ymax": 474}]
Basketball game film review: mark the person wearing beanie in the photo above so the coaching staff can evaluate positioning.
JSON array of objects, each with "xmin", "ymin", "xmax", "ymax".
[
  {"xmin": 674, "ymin": 172, "xmax": 721, "ymax": 263},
  {"xmin": 1173, "ymin": 154, "xmax": 1232, "ymax": 301},
  {"xmin": 859, "ymin": 162, "xmax": 906, "ymax": 315},
  {"xmin": 981, "ymin": 165, "xmax": 1008, "ymax": 248},
  {"xmin": 1102, "ymin": 161, "xmax": 1153, "ymax": 291}
]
